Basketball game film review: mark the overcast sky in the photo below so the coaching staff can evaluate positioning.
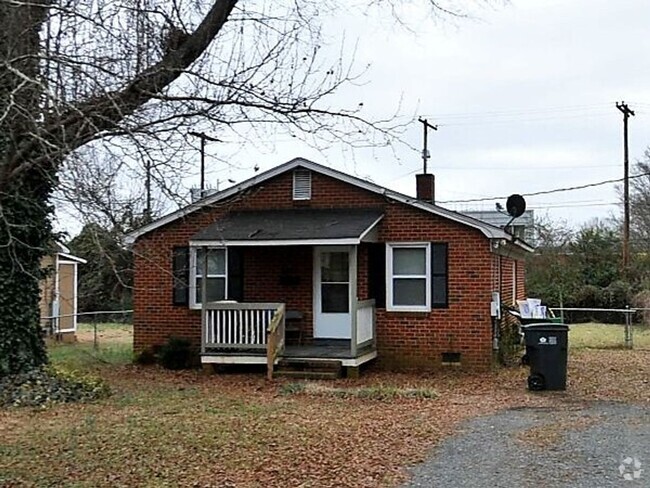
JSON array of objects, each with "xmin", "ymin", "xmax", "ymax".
[
  {"xmin": 55, "ymin": 0, "xmax": 650, "ymax": 234},
  {"xmin": 203, "ymin": 0, "xmax": 650, "ymax": 229}
]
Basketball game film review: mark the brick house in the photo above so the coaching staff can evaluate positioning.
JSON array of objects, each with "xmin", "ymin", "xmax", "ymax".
[{"xmin": 126, "ymin": 158, "xmax": 531, "ymax": 374}]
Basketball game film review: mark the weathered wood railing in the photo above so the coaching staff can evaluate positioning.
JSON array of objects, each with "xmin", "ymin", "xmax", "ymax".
[
  {"xmin": 355, "ymin": 299, "xmax": 376, "ymax": 350},
  {"xmin": 266, "ymin": 303, "xmax": 286, "ymax": 380},
  {"xmin": 202, "ymin": 302, "xmax": 284, "ymax": 352}
]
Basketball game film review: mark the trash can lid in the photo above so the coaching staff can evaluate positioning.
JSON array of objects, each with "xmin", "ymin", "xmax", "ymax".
[{"xmin": 521, "ymin": 323, "xmax": 569, "ymax": 331}]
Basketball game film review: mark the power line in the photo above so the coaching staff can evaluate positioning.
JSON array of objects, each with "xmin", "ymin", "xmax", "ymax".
[
  {"xmin": 395, "ymin": 163, "xmax": 618, "ymax": 180},
  {"xmin": 422, "ymin": 103, "xmax": 612, "ymax": 119},
  {"xmin": 438, "ymin": 171, "xmax": 650, "ymax": 204}
]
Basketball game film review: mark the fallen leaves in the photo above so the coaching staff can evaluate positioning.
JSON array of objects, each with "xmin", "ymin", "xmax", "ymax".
[{"xmin": 1, "ymin": 343, "xmax": 648, "ymax": 487}]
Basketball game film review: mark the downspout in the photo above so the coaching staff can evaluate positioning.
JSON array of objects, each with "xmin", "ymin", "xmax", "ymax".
[
  {"xmin": 201, "ymin": 247, "xmax": 208, "ymax": 355},
  {"xmin": 496, "ymin": 254, "xmax": 503, "ymax": 352}
]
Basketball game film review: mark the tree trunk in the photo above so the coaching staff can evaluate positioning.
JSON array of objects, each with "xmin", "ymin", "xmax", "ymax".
[
  {"xmin": 0, "ymin": 166, "xmax": 54, "ymax": 375},
  {"xmin": 0, "ymin": 0, "xmax": 52, "ymax": 375}
]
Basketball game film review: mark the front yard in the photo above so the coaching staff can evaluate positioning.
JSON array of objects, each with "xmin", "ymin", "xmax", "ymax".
[{"xmin": 1, "ymin": 324, "xmax": 648, "ymax": 487}]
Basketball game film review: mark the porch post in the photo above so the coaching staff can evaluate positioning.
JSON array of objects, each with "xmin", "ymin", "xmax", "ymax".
[
  {"xmin": 200, "ymin": 246, "xmax": 208, "ymax": 354},
  {"xmin": 350, "ymin": 245, "xmax": 358, "ymax": 357}
]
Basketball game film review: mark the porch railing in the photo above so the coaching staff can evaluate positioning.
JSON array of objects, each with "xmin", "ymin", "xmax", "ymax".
[
  {"xmin": 202, "ymin": 302, "xmax": 284, "ymax": 351},
  {"xmin": 354, "ymin": 299, "xmax": 376, "ymax": 350},
  {"xmin": 266, "ymin": 303, "xmax": 286, "ymax": 380}
]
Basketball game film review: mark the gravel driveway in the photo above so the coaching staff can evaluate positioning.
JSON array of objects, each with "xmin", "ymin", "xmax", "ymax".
[{"xmin": 404, "ymin": 401, "xmax": 649, "ymax": 487}]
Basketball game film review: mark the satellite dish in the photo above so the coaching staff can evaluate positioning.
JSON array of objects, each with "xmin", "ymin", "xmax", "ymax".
[{"xmin": 505, "ymin": 194, "xmax": 526, "ymax": 218}]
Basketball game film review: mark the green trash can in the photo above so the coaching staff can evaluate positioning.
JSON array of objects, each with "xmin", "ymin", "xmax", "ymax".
[{"xmin": 522, "ymin": 323, "xmax": 569, "ymax": 391}]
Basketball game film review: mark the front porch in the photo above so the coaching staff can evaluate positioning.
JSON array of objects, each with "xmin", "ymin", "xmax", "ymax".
[{"xmin": 200, "ymin": 300, "xmax": 377, "ymax": 377}]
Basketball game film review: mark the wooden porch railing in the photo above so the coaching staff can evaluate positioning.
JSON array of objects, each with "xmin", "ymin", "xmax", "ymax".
[
  {"xmin": 355, "ymin": 299, "xmax": 376, "ymax": 349},
  {"xmin": 266, "ymin": 303, "xmax": 286, "ymax": 380},
  {"xmin": 202, "ymin": 302, "xmax": 284, "ymax": 351}
]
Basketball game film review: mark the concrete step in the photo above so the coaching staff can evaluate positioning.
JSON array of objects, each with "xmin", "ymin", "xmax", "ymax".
[
  {"xmin": 274, "ymin": 369, "xmax": 341, "ymax": 380},
  {"xmin": 275, "ymin": 358, "xmax": 343, "ymax": 379},
  {"xmin": 277, "ymin": 358, "xmax": 342, "ymax": 372}
]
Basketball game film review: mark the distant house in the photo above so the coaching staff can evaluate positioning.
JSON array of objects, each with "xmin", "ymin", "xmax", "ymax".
[
  {"xmin": 463, "ymin": 209, "xmax": 535, "ymax": 244},
  {"xmin": 40, "ymin": 243, "xmax": 87, "ymax": 341},
  {"xmin": 126, "ymin": 158, "xmax": 532, "ymax": 375}
]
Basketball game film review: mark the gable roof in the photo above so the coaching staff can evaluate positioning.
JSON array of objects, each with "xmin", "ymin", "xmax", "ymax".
[{"xmin": 125, "ymin": 157, "xmax": 532, "ymax": 251}]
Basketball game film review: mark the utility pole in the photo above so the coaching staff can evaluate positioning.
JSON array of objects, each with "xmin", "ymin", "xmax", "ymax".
[
  {"xmin": 616, "ymin": 102, "xmax": 635, "ymax": 270},
  {"xmin": 418, "ymin": 117, "xmax": 438, "ymax": 173},
  {"xmin": 189, "ymin": 131, "xmax": 221, "ymax": 196}
]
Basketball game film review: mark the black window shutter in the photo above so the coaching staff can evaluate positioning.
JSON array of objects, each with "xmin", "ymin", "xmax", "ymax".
[
  {"xmin": 227, "ymin": 247, "xmax": 244, "ymax": 302},
  {"xmin": 172, "ymin": 247, "xmax": 190, "ymax": 306},
  {"xmin": 367, "ymin": 243, "xmax": 386, "ymax": 308},
  {"xmin": 431, "ymin": 243, "xmax": 448, "ymax": 308}
]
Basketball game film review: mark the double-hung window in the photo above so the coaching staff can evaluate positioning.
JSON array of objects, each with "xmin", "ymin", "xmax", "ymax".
[
  {"xmin": 387, "ymin": 243, "xmax": 431, "ymax": 311},
  {"xmin": 190, "ymin": 247, "xmax": 227, "ymax": 307}
]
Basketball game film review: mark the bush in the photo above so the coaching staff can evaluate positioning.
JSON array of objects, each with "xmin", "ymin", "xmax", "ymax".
[
  {"xmin": 498, "ymin": 317, "xmax": 523, "ymax": 366},
  {"xmin": 159, "ymin": 337, "xmax": 192, "ymax": 370},
  {"xmin": 0, "ymin": 366, "xmax": 110, "ymax": 408},
  {"xmin": 135, "ymin": 348, "xmax": 157, "ymax": 365}
]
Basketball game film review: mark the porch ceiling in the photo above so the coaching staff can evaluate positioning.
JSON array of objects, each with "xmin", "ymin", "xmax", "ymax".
[{"xmin": 190, "ymin": 208, "xmax": 384, "ymax": 246}]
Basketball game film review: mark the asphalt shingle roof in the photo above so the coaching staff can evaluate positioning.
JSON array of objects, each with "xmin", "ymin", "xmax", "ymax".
[{"xmin": 191, "ymin": 208, "xmax": 384, "ymax": 242}]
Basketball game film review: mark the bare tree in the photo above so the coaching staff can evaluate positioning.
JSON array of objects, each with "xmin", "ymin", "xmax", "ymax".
[
  {"xmin": 629, "ymin": 150, "xmax": 650, "ymax": 250},
  {"xmin": 0, "ymin": 0, "xmax": 489, "ymax": 375}
]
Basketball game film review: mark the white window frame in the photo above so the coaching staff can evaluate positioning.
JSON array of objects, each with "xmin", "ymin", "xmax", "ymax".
[
  {"xmin": 386, "ymin": 243, "xmax": 431, "ymax": 312},
  {"xmin": 189, "ymin": 247, "xmax": 228, "ymax": 309}
]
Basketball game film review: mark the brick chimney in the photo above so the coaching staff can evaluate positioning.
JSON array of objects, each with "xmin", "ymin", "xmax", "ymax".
[{"xmin": 416, "ymin": 173, "xmax": 435, "ymax": 203}]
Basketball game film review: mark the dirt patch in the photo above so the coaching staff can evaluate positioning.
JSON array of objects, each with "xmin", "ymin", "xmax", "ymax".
[{"xmin": 75, "ymin": 323, "xmax": 133, "ymax": 345}]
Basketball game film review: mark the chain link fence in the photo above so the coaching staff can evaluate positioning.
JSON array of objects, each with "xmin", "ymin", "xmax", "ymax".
[
  {"xmin": 43, "ymin": 310, "xmax": 133, "ymax": 350},
  {"xmin": 550, "ymin": 307, "xmax": 650, "ymax": 350}
]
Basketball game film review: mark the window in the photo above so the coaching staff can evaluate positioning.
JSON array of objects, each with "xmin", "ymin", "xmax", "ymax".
[
  {"xmin": 387, "ymin": 243, "xmax": 430, "ymax": 311},
  {"xmin": 320, "ymin": 250, "xmax": 349, "ymax": 313},
  {"xmin": 293, "ymin": 169, "xmax": 311, "ymax": 200},
  {"xmin": 190, "ymin": 247, "xmax": 227, "ymax": 307},
  {"xmin": 386, "ymin": 242, "xmax": 448, "ymax": 311}
]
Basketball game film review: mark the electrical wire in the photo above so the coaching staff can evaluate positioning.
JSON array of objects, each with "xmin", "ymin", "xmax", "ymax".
[{"xmin": 438, "ymin": 171, "xmax": 650, "ymax": 204}]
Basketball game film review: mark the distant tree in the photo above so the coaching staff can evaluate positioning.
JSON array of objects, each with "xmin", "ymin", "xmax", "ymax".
[
  {"xmin": 68, "ymin": 223, "xmax": 134, "ymax": 314},
  {"xmin": 527, "ymin": 218, "xmax": 631, "ymax": 313},
  {"xmin": 526, "ymin": 216, "xmax": 578, "ymax": 307},
  {"xmin": 570, "ymin": 220, "xmax": 621, "ymax": 289}
]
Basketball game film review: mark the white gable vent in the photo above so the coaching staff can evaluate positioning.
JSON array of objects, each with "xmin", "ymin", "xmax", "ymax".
[{"xmin": 293, "ymin": 169, "xmax": 312, "ymax": 200}]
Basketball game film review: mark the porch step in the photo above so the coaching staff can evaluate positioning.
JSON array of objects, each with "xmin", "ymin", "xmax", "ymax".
[
  {"xmin": 275, "ymin": 358, "xmax": 343, "ymax": 379},
  {"xmin": 274, "ymin": 370, "xmax": 341, "ymax": 380}
]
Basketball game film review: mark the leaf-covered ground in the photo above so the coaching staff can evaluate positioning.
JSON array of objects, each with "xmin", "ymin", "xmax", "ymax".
[{"xmin": 1, "ymin": 327, "xmax": 648, "ymax": 487}]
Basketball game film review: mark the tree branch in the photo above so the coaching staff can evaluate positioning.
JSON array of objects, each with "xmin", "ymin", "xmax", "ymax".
[{"xmin": 3, "ymin": 0, "xmax": 238, "ymax": 190}]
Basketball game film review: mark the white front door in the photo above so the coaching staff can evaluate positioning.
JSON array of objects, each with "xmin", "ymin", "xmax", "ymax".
[{"xmin": 314, "ymin": 246, "xmax": 352, "ymax": 339}]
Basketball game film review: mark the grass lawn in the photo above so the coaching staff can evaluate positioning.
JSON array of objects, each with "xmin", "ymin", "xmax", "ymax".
[
  {"xmin": 1, "ymin": 324, "xmax": 648, "ymax": 487},
  {"xmin": 569, "ymin": 322, "xmax": 650, "ymax": 350},
  {"xmin": 47, "ymin": 322, "xmax": 133, "ymax": 370}
]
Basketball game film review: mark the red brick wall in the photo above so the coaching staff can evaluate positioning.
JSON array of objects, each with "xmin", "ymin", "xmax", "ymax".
[
  {"xmin": 492, "ymin": 254, "xmax": 527, "ymax": 306},
  {"xmin": 133, "ymin": 169, "xmax": 516, "ymax": 371}
]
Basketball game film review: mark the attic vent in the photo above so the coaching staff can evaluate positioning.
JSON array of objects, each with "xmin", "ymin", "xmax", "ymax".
[{"xmin": 293, "ymin": 169, "xmax": 312, "ymax": 200}]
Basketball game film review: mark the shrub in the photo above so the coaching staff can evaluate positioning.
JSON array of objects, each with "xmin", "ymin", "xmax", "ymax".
[
  {"xmin": 0, "ymin": 366, "xmax": 110, "ymax": 408},
  {"xmin": 281, "ymin": 383, "xmax": 438, "ymax": 400},
  {"xmin": 135, "ymin": 348, "xmax": 157, "ymax": 365},
  {"xmin": 159, "ymin": 337, "xmax": 192, "ymax": 370},
  {"xmin": 498, "ymin": 318, "xmax": 523, "ymax": 366}
]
